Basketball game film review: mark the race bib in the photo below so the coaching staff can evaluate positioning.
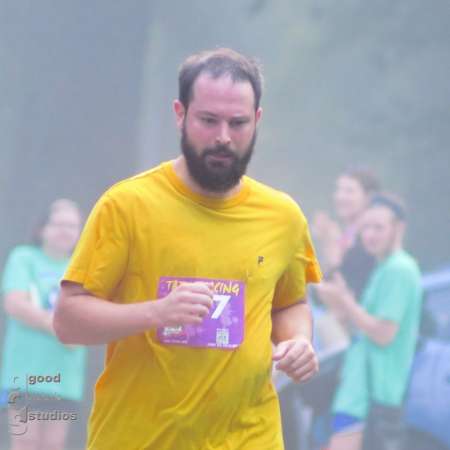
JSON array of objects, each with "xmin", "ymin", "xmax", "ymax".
[{"xmin": 156, "ymin": 277, "xmax": 245, "ymax": 349}]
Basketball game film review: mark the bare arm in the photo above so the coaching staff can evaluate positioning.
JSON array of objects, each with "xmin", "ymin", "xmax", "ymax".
[
  {"xmin": 4, "ymin": 291, "xmax": 53, "ymax": 333},
  {"xmin": 316, "ymin": 275, "xmax": 398, "ymax": 346},
  {"xmin": 53, "ymin": 281, "xmax": 213, "ymax": 345},
  {"xmin": 272, "ymin": 301, "xmax": 313, "ymax": 345},
  {"xmin": 340, "ymin": 291, "xmax": 398, "ymax": 346},
  {"xmin": 271, "ymin": 301, "xmax": 318, "ymax": 383}
]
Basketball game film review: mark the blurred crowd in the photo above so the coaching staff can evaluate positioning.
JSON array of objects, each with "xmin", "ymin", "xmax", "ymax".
[{"xmin": 309, "ymin": 168, "xmax": 423, "ymax": 450}]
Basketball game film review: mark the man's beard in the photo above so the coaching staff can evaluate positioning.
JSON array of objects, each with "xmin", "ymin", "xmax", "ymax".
[{"xmin": 181, "ymin": 126, "xmax": 256, "ymax": 193}]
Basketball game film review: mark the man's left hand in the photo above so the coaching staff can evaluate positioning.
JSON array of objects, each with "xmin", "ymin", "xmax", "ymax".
[{"xmin": 272, "ymin": 337, "xmax": 318, "ymax": 383}]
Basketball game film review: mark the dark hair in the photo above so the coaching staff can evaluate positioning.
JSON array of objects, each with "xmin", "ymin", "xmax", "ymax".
[
  {"xmin": 370, "ymin": 192, "xmax": 406, "ymax": 221},
  {"xmin": 178, "ymin": 48, "xmax": 263, "ymax": 111},
  {"xmin": 342, "ymin": 167, "xmax": 381, "ymax": 195},
  {"xmin": 32, "ymin": 199, "xmax": 82, "ymax": 246}
]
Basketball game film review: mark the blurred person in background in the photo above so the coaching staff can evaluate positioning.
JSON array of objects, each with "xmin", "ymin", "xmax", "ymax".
[
  {"xmin": 53, "ymin": 48, "xmax": 322, "ymax": 450},
  {"xmin": 318, "ymin": 193, "xmax": 423, "ymax": 450},
  {"xmin": 313, "ymin": 168, "xmax": 380, "ymax": 355},
  {"xmin": 312, "ymin": 168, "xmax": 380, "ymax": 361},
  {"xmin": 313, "ymin": 167, "xmax": 380, "ymax": 301},
  {"xmin": 1, "ymin": 199, "xmax": 86, "ymax": 450},
  {"xmin": 299, "ymin": 169, "xmax": 380, "ymax": 450}
]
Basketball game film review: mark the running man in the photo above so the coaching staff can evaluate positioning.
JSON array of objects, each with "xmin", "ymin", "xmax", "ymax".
[{"xmin": 54, "ymin": 48, "xmax": 322, "ymax": 450}]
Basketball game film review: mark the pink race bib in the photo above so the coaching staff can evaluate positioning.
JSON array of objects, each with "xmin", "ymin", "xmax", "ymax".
[{"xmin": 156, "ymin": 277, "xmax": 245, "ymax": 349}]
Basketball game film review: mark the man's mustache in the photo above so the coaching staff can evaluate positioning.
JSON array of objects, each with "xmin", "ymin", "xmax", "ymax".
[{"xmin": 203, "ymin": 145, "xmax": 237, "ymax": 159}]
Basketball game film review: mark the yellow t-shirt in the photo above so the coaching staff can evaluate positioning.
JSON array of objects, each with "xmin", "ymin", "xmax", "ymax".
[{"xmin": 64, "ymin": 161, "xmax": 322, "ymax": 450}]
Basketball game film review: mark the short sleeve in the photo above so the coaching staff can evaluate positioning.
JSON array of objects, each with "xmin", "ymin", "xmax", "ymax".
[
  {"xmin": 272, "ymin": 221, "xmax": 322, "ymax": 310},
  {"xmin": 2, "ymin": 246, "xmax": 33, "ymax": 294},
  {"xmin": 63, "ymin": 192, "xmax": 129, "ymax": 299},
  {"xmin": 371, "ymin": 265, "xmax": 419, "ymax": 324}
]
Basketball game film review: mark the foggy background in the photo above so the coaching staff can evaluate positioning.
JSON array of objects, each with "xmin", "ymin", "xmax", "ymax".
[{"xmin": 1, "ymin": 1, "xmax": 449, "ymax": 448}]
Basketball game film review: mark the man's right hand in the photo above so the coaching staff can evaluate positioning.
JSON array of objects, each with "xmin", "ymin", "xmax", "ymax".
[{"xmin": 151, "ymin": 282, "xmax": 214, "ymax": 328}]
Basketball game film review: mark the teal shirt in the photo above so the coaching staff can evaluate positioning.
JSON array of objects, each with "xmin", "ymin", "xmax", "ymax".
[
  {"xmin": 1, "ymin": 245, "xmax": 86, "ymax": 401},
  {"xmin": 333, "ymin": 250, "xmax": 423, "ymax": 418}
]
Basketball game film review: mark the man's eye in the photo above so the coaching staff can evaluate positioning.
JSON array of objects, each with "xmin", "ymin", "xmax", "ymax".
[
  {"xmin": 201, "ymin": 117, "xmax": 217, "ymax": 125},
  {"xmin": 230, "ymin": 120, "xmax": 246, "ymax": 128}
]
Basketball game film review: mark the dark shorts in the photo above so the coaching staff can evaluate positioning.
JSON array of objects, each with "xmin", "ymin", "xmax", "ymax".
[{"xmin": 332, "ymin": 412, "xmax": 364, "ymax": 434}]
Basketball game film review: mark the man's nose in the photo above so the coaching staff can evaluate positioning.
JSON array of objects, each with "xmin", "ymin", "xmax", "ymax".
[{"xmin": 215, "ymin": 123, "xmax": 231, "ymax": 146}]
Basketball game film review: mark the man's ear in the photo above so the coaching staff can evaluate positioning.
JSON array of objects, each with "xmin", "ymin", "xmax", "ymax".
[
  {"xmin": 173, "ymin": 100, "xmax": 186, "ymax": 130},
  {"xmin": 255, "ymin": 107, "xmax": 263, "ymax": 124},
  {"xmin": 392, "ymin": 219, "xmax": 406, "ymax": 250}
]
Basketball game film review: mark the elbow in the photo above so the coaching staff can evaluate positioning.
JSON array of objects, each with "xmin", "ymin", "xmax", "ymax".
[
  {"xmin": 53, "ymin": 297, "xmax": 76, "ymax": 344},
  {"xmin": 4, "ymin": 294, "xmax": 23, "ymax": 317},
  {"xmin": 53, "ymin": 309, "xmax": 71, "ymax": 344}
]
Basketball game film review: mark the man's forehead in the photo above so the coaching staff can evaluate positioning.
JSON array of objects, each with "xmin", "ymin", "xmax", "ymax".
[
  {"xmin": 190, "ymin": 73, "xmax": 255, "ymax": 110},
  {"xmin": 364, "ymin": 205, "xmax": 396, "ymax": 222}
]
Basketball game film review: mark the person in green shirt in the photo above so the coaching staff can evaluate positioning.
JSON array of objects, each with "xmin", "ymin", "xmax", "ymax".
[
  {"xmin": 317, "ymin": 193, "xmax": 423, "ymax": 450},
  {"xmin": 1, "ymin": 199, "xmax": 87, "ymax": 450}
]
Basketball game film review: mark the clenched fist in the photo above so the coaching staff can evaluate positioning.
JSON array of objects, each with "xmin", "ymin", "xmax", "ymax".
[
  {"xmin": 272, "ymin": 337, "xmax": 319, "ymax": 383},
  {"xmin": 152, "ymin": 282, "xmax": 214, "ymax": 328}
]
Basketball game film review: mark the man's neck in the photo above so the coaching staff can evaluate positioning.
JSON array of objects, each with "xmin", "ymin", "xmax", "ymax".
[
  {"xmin": 172, "ymin": 156, "xmax": 243, "ymax": 199},
  {"xmin": 377, "ymin": 243, "xmax": 403, "ymax": 262}
]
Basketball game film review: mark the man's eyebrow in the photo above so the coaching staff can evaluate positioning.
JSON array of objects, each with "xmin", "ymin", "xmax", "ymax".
[
  {"xmin": 229, "ymin": 116, "xmax": 250, "ymax": 122},
  {"xmin": 196, "ymin": 110, "xmax": 219, "ymax": 117},
  {"xmin": 195, "ymin": 111, "xmax": 251, "ymax": 120}
]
